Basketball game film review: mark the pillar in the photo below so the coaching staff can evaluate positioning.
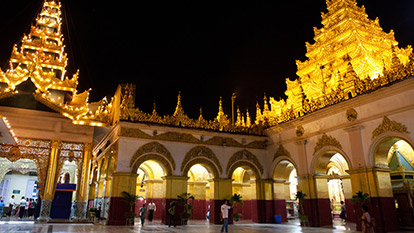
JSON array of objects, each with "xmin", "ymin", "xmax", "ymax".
[
  {"xmin": 348, "ymin": 167, "xmax": 399, "ymax": 232},
  {"xmin": 209, "ymin": 178, "xmax": 232, "ymax": 224},
  {"xmin": 95, "ymin": 180, "xmax": 104, "ymax": 208},
  {"xmin": 107, "ymin": 172, "xmax": 137, "ymax": 225},
  {"xmin": 162, "ymin": 176, "xmax": 188, "ymax": 225},
  {"xmin": 103, "ymin": 177, "xmax": 112, "ymax": 220},
  {"xmin": 297, "ymin": 174, "xmax": 332, "ymax": 227},
  {"xmin": 37, "ymin": 139, "xmax": 60, "ymax": 222},
  {"xmin": 73, "ymin": 143, "xmax": 92, "ymax": 221},
  {"xmin": 88, "ymin": 183, "xmax": 96, "ymax": 208},
  {"xmin": 252, "ymin": 179, "xmax": 274, "ymax": 223},
  {"xmin": 273, "ymin": 179, "xmax": 288, "ymax": 222},
  {"xmin": 342, "ymin": 176, "xmax": 355, "ymax": 222}
]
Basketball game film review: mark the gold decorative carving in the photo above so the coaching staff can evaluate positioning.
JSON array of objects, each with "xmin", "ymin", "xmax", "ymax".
[
  {"xmin": 296, "ymin": 125, "xmax": 305, "ymax": 137},
  {"xmin": 313, "ymin": 133, "xmax": 343, "ymax": 155},
  {"xmin": 120, "ymin": 127, "xmax": 267, "ymax": 150},
  {"xmin": 130, "ymin": 142, "xmax": 175, "ymax": 175},
  {"xmin": 226, "ymin": 149, "xmax": 263, "ymax": 178},
  {"xmin": 181, "ymin": 146, "xmax": 222, "ymax": 176},
  {"xmin": 372, "ymin": 116, "xmax": 410, "ymax": 140},
  {"xmin": 346, "ymin": 108, "xmax": 358, "ymax": 122},
  {"xmin": 273, "ymin": 144, "xmax": 291, "ymax": 161},
  {"xmin": 0, "ymin": 138, "xmax": 51, "ymax": 197}
]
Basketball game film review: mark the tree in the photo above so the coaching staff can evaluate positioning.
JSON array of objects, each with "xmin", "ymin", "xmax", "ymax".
[
  {"xmin": 229, "ymin": 193, "xmax": 244, "ymax": 221},
  {"xmin": 295, "ymin": 190, "xmax": 309, "ymax": 226},
  {"xmin": 121, "ymin": 191, "xmax": 144, "ymax": 225},
  {"xmin": 171, "ymin": 192, "xmax": 194, "ymax": 221}
]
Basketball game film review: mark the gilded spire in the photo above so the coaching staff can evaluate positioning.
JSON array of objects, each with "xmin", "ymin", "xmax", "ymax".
[
  {"xmin": 235, "ymin": 106, "xmax": 242, "ymax": 126},
  {"xmin": 255, "ymin": 101, "xmax": 262, "ymax": 125},
  {"xmin": 245, "ymin": 109, "xmax": 251, "ymax": 127},
  {"xmin": 216, "ymin": 96, "xmax": 229, "ymax": 127},
  {"xmin": 152, "ymin": 100, "xmax": 157, "ymax": 115},
  {"xmin": 173, "ymin": 91, "xmax": 185, "ymax": 117}
]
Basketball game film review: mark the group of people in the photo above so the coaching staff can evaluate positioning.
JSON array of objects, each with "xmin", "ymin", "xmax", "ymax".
[
  {"xmin": 0, "ymin": 195, "xmax": 38, "ymax": 219},
  {"xmin": 138, "ymin": 201, "xmax": 157, "ymax": 226}
]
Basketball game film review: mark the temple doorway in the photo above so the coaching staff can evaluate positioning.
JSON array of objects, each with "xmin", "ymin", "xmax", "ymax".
[
  {"xmin": 272, "ymin": 160, "xmax": 298, "ymax": 221},
  {"xmin": 187, "ymin": 164, "xmax": 211, "ymax": 221},
  {"xmin": 135, "ymin": 160, "xmax": 166, "ymax": 222},
  {"xmin": 0, "ymin": 158, "xmax": 39, "ymax": 221},
  {"xmin": 231, "ymin": 166, "xmax": 257, "ymax": 222},
  {"xmin": 386, "ymin": 139, "xmax": 414, "ymax": 228}
]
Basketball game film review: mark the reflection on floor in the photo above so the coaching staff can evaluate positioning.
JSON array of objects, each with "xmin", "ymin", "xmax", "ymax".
[{"xmin": 0, "ymin": 221, "xmax": 359, "ymax": 233}]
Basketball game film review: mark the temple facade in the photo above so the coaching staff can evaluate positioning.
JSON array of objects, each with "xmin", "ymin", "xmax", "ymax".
[{"xmin": 0, "ymin": 0, "xmax": 413, "ymax": 232}]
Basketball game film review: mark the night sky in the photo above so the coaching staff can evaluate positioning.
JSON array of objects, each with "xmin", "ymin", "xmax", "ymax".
[{"xmin": 1, "ymin": 0, "xmax": 414, "ymax": 120}]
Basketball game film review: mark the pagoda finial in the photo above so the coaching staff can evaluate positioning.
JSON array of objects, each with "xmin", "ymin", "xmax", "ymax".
[
  {"xmin": 246, "ymin": 108, "xmax": 252, "ymax": 127},
  {"xmin": 263, "ymin": 93, "xmax": 269, "ymax": 112},
  {"xmin": 173, "ymin": 91, "xmax": 184, "ymax": 117},
  {"xmin": 216, "ymin": 96, "xmax": 229, "ymax": 126},
  {"xmin": 152, "ymin": 100, "xmax": 157, "ymax": 115},
  {"xmin": 235, "ymin": 106, "xmax": 242, "ymax": 126},
  {"xmin": 255, "ymin": 100, "xmax": 262, "ymax": 125}
]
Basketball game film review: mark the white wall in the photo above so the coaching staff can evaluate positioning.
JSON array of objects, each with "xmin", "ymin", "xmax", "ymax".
[{"xmin": 2, "ymin": 173, "xmax": 38, "ymax": 205}]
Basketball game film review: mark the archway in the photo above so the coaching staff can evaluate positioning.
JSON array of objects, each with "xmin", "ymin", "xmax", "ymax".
[
  {"xmin": 312, "ymin": 149, "xmax": 351, "ymax": 227},
  {"xmin": 0, "ymin": 158, "xmax": 39, "ymax": 221},
  {"xmin": 375, "ymin": 138, "xmax": 414, "ymax": 228},
  {"xmin": 135, "ymin": 159, "xmax": 166, "ymax": 222},
  {"xmin": 273, "ymin": 159, "xmax": 298, "ymax": 222},
  {"xmin": 231, "ymin": 166, "xmax": 257, "ymax": 222},
  {"xmin": 186, "ymin": 164, "xmax": 213, "ymax": 221}
]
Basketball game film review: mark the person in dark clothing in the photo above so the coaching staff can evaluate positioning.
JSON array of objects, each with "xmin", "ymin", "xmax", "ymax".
[{"xmin": 168, "ymin": 202, "xmax": 176, "ymax": 227}]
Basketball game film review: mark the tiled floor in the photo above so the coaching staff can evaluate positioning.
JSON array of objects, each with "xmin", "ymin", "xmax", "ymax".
[{"xmin": 0, "ymin": 221, "xmax": 358, "ymax": 233}]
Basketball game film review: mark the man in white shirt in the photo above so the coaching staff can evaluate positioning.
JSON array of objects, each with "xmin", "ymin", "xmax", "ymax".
[
  {"xmin": 220, "ymin": 200, "xmax": 231, "ymax": 233},
  {"xmin": 148, "ymin": 201, "xmax": 156, "ymax": 222},
  {"xmin": 8, "ymin": 195, "xmax": 15, "ymax": 217}
]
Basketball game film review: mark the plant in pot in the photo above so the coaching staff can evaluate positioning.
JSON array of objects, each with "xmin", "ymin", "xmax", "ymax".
[
  {"xmin": 229, "ymin": 193, "xmax": 244, "ymax": 222},
  {"xmin": 171, "ymin": 192, "xmax": 194, "ymax": 224},
  {"xmin": 351, "ymin": 191, "xmax": 369, "ymax": 231},
  {"xmin": 121, "ymin": 191, "xmax": 144, "ymax": 225},
  {"xmin": 295, "ymin": 190, "xmax": 309, "ymax": 226}
]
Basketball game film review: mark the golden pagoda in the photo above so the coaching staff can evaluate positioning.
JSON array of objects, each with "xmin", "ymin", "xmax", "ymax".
[
  {"xmin": 258, "ymin": 0, "xmax": 414, "ymax": 126},
  {"xmin": 0, "ymin": 0, "xmax": 112, "ymax": 126}
]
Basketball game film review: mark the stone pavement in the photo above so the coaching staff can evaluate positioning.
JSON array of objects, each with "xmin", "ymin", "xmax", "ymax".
[{"xmin": 0, "ymin": 221, "xmax": 358, "ymax": 233}]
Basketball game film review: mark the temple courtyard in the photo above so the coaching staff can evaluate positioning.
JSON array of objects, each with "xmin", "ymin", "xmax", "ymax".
[{"xmin": 0, "ymin": 222, "xmax": 357, "ymax": 233}]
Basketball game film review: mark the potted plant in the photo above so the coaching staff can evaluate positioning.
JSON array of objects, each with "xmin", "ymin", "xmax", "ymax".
[
  {"xmin": 121, "ymin": 191, "xmax": 144, "ymax": 225},
  {"xmin": 171, "ymin": 192, "xmax": 194, "ymax": 224},
  {"xmin": 295, "ymin": 190, "xmax": 309, "ymax": 226},
  {"xmin": 229, "ymin": 193, "xmax": 244, "ymax": 222},
  {"xmin": 351, "ymin": 191, "xmax": 369, "ymax": 231}
]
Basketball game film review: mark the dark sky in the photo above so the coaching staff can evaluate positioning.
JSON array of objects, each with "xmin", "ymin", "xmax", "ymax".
[{"xmin": 1, "ymin": 0, "xmax": 414, "ymax": 120}]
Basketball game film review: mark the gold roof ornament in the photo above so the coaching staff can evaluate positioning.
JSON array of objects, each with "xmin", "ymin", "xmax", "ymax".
[
  {"xmin": 257, "ymin": 0, "xmax": 414, "ymax": 127},
  {"xmin": 0, "ymin": 0, "xmax": 112, "ymax": 127}
]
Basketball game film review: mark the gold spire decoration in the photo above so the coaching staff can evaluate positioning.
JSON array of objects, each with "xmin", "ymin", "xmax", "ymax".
[
  {"xmin": 245, "ymin": 109, "xmax": 251, "ymax": 127},
  {"xmin": 0, "ymin": 0, "xmax": 112, "ymax": 127},
  {"xmin": 235, "ymin": 106, "xmax": 242, "ymax": 126},
  {"xmin": 173, "ymin": 91, "xmax": 185, "ymax": 117}
]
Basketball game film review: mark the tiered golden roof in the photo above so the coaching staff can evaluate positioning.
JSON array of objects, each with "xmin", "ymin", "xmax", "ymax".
[
  {"xmin": 256, "ymin": 0, "xmax": 414, "ymax": 126},
  {"xmin": 0, "ymin": 0, "xmax": 113, "ymax": 126}
]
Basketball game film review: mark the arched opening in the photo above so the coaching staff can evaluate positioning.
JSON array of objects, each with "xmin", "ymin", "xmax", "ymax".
[
  {"xmin": 231, "ymin": 165, "xmax": 257, "ymax": 222},
  {"xmin": 385, "ymin": 139, "xmax": 414, "ymax": 227},
  {"xmin": 313, "ymin": 150, "xmax": 351, "ymax": 226},
  {"xmin": 135, "ymin": 159, "xmax": 166, "ymax": 223},
  {"xmin": 0, "ymin": 158, "xmax": 39, "ymax": 221},
  {"xmin": 273, "ymin": 160, "xmax": 298, "ymax": 221},
  {"xmin": 186, "ymin": 163, "xmax": 212, "ymax": 221}
]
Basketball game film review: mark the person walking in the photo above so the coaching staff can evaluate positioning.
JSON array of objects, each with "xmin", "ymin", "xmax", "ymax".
[
  {"xmin": 339, "ymin": 201, "xmax": 346, "ymax": 222},
  {"xmin": 139, "ymin": 204, "xmax": 147, "ymax": 226},
  {"xmin": 220, "ymin": 200, "xmax": 231, "ymax": 233},
  {"xmin": 361, "ymin": 205, "xmax": 374, "ymax": 233},
  {"xmin": 8, "ymin": 195, "xmax": 15, "ymax": 217},
  {"xmin": 168, "ymin": 202, "xmax": 176, "ymax": 227},
  {"xmin": 0, "ymin": 200, "xmax": 5, "ymax": 219},
  {"xmin": 148, "ymin": 201, "xmax": 156, "ymax": 222},
  {"xmin": 19, "ymin": 197, "xmax": 26, "ymax": 219}
]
